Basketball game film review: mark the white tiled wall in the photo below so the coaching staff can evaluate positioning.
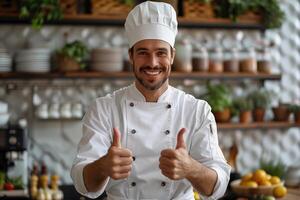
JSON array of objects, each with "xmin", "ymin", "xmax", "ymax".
[{"xmin": 0, "ymin": 0, "xmax": 299, "ymax": 184}]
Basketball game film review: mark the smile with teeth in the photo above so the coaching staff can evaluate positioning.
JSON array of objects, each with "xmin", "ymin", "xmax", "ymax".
[{"xmin": 143, "ymin": 69, "xmax": 162, "ymax": 76}]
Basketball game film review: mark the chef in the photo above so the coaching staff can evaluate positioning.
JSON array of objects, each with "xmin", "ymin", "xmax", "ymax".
[{"xmin": 71, "ymin": 1, "xmax": 231, "ymax": 199}]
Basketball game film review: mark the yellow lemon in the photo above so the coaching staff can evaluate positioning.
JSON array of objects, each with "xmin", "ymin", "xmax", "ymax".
[
  {"xmin": 194, "ymin": 191, "xmax": 200, "ymax": 200},
  {"xmin": 240, "ymin": 181, "xmax": 258, "ymax": 188},
  {"xmin": 259, "ymin": 179, "xmax": 272, "ymax": 186},
  {"xmin": 270, "ymin": 176, "xmax": 281, "ymax": 185},
  {"xmin": 273, "ymin": 185, "xmax": 287, "ymax": 198},
  {"xmin": 252, "ymin": 169, "xmax": 267, "ymax": 184},
  {"xmin": 242, "ymin": 172, "xmax": 253, "ymax": 182}
]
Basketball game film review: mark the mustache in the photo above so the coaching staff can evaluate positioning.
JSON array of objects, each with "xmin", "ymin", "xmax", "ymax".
[{"xmin": 139, "ymin": 66, "xmax": 166, "ymax": 71}]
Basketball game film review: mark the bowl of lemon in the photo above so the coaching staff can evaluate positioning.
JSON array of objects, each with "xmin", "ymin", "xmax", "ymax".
[{"xmin": 230, "ymin": 169, "xmax": 287, "ymax": 198}]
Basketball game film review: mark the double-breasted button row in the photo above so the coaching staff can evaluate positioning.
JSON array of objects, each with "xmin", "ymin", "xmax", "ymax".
[
  {"xmin": 130, "ymin": 102, "xmax": 171, "ymax": 108},
  {"xmin": 164, "ymin": 130, "xmax": 170, "ymax": 135},
  {"xmin": 131, "ymin": 129, "xmax": 136, "ymax": 134},
  {"xmin": 130, "ymin": 181, "xmax": 166, "ymax": 187}
]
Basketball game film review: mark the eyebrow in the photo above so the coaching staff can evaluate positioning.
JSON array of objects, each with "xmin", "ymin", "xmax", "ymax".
[{"xmin": 135, "ymin": 47, "xmax": 168, "ymax": 52}]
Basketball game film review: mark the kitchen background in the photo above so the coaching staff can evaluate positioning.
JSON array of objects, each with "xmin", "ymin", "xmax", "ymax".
[{"xmin": 0, "ymin": 0, "xmax": 299, "ymax": 187}]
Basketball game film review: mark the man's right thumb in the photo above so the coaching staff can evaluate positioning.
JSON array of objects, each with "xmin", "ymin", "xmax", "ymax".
[{"xmin": 112, "ymin": 128, "xmax": 121, "ymax": 148}]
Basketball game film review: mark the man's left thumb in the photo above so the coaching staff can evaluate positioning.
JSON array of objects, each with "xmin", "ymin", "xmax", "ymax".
[{"xmin": 176, "ymin": 128, "xmax": 186, "ymax": 149}]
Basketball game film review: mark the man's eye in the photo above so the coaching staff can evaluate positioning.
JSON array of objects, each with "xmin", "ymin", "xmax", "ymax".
[
  {"xmin": 137, "ymin": 51, "xmax": 147, "ymax": 55},
  {"xmin": 157, "ymin": 51, "xmax": 167, "ymax": 56}
]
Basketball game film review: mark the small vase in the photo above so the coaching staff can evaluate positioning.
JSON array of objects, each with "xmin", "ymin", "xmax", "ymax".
[
  {"xmin": 213, "ymin": 108, "xmax": 231, "ymax": 123},
  {"xmin": 252, "ymin": 108, "xmax": 265, "ymax": 122},
  {"xmin": 239, "ymin": 111, "xmax": 252, "ymax": 123},
  {"xmin": 272, "ymin": 106, "xmax": 291, "ymax": 122}
]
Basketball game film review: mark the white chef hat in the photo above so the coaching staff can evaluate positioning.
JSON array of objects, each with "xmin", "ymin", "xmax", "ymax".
[{"xmin": 125, "ymin": 1, "xmax": 178, "ymax": 48}]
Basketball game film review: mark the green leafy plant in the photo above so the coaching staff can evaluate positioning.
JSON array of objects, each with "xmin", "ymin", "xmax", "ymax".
[
  {"xmin": 212, "ymin": 0, "xmax": 285, "ymax": 28},
  {"xmin": 190, "ymin": 0, "xmax": 211, "ymax": 3},
  {"xmin": 57, "ymin": 40, "xmax": 88, "ymax": 69},
  {"xmin": 247, "ymin": 89, "xmax": 272, "ymax": 109},
  {"xmin": 289, "ymin": 104, "xmax": 300, "ymax": 114},
  {"xmin": 260, "ymin": 160, "xmax": 286, "ymax": 179},
  {"xmin": 0, "ymin": 171, "xmax": 4, "ymax": 190},
  {"xmin": 7, "ymin": 177, "xmax": 24, "ymax": 190},
  {"xmin": 204, "ymin": 83, "xmax": 232, "ymax": 112},
  {"xmin": 20, "ymin": 0, "xmax": 63, "ymax": 29},
  {"xmin": 121, "ymin": 0, "xmax": 135, "ymax": 6},
  {"xmin": 232, "ymin": 97, "xmax": 253, "ymax": 113}
]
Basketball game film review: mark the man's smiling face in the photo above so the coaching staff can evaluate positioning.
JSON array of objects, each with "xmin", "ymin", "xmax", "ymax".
[{"xmin": 130, "ymin": 39, "xmax": 175, "ymax": 91}]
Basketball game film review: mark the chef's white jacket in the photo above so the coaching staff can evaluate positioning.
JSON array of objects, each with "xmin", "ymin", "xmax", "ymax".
[{"xmin": 71, "ymin": 83, "xmax": 231, "ymax": 200}]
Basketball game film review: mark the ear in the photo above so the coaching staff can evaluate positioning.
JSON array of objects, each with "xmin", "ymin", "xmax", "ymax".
[
  {"xmin": 170, "ymin": 48, "xmax": 176, "ymax": 65},
  {"xmin": 128, "ymin": 48, "xmax": 134, "ymax": 65}
]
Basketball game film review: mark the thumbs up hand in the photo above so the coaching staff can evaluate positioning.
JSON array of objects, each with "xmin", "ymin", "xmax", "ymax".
[
  {"xmin": 112, "ymin": 127, "xmax": 121, "ymax": 148},
  {"xmin": 159, "ymin": 128, "xmax": 193, "ymax": 180},
  {"xmin": 175, "ymin": 128, "xmax": 187, "ymax": 149},
  {"xmin": 100, "ymin": 128, "xmax": 133, "ymax": 180}
]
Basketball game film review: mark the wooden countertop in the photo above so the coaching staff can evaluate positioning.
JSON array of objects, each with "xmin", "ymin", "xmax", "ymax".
[{"xmin": 282, "ymin": 187, "xmax": 300, "ymax": 200}]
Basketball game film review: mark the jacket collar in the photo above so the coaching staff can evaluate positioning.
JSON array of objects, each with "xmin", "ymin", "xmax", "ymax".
[{"xmin": 126, "ymin": 82, "xmax": 174, "ymax": 103}]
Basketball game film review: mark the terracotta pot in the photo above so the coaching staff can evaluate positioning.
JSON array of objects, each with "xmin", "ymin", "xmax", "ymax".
[
  {"xmin": 213, "ymin": 108, "xmax": 231, "ymax": 123},
  {"xmin": 56, "ymin": 54, "xmax": 81, "ymax": 72},
  {"xmin": 294, "ymin": 111, "xmax": 300, "ymax": 123},
  {"xmin": 272, "ymin": 106, "xmax": 291, "ymax": 121},
  {"xmin": 239, "ymin": 111, "xmax": 252, "ymax": 123},
  {"xmin": 252, "ymin": 108, "xmax": 265, "ymax": 122}
]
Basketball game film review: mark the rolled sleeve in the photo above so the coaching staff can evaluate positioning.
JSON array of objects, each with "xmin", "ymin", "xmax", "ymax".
[
  {"xmin": 71, "ymin": 98, "xmax": 112, "ymax": 199},
  {"xmin": 190, "ymin": 101, "xmax": 231, "ymax": 199},
  {"xmin": 71, "ymin": 162, "xmax": 109, "ymax": 199}
]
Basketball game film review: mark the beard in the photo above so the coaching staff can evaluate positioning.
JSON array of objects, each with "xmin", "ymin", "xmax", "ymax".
[{"xmin": 133, "ymin": 64, "xmax": 170, "ymax": 91}]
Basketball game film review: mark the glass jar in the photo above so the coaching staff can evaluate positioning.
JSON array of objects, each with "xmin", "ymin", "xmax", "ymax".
[
  {"xmin": 223, "ymin": 48, "xmax": 239, "ymax": 72},
  {"xmin": 257, "ymin": 48, "xmax": 271, "ymax": 73},
  {"xmin": 209, "ymin": 47, "xmax": 223, "ymax": 73},
  {"xmin": 192, "ymin": 46, "xmax": 208, "ymax": 72},
  {"xmin": 240, "ymin": 47, "xmax": 257, "ymax": 73},
  {"xmin": 174, "ymin": 39, "xmax": 193, "ymax": 72}
]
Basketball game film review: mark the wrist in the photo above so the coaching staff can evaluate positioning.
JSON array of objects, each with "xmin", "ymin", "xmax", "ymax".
[
  {"xmin": 186, "ymin": 158, "xmax": 202, "ymax": 181},
  {"xmin": 94, "ymin": 156, "xmax": 109, "ymax": 180}
]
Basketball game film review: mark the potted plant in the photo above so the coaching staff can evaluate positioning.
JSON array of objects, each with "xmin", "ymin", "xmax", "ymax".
[
  {"xmin": 19, "ymin": 0, "xmax": 63, "ymax": 29},
  {"xmin": 232, "ymin": 97, "xmax": 253, "ymax": 123},
  {"xmin": 248, "ymin": 89, "xmax": 271, "ymax": 122},
  {"xmin": 212, "ymin": 0, "xmax": 285, "ymax": 28},
  {"xmin": 272, "ymin": 103, "xmax": 291, "ymax": 122},
  {"xmin": 289, "ymin": 104, "xmax": 300, "ymax": 123},
  {"xmin": 204, "ymin": 83, "xmax": 232, "ymax": 123},
  {"xmin": 55, "ymin": 40, "xmax": 88, "ymax": 72}
]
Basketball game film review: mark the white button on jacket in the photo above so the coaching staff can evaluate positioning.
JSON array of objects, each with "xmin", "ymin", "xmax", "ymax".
[{"xmin": 71, "ymin": 84, "xmax": 231, "ymax": 200}]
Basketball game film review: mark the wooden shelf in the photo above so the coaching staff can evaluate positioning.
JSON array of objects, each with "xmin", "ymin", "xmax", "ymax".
[
  {"xmin": 0, "ymin": 72, "xmax": 281, "ymax": 81},
  {"xmin": 217, "ymin": 121, "xmax": 300, "ymax": 130},
  {"xmin": 0, "ymin": 13, "xmax": 265, "ymax": 30}
]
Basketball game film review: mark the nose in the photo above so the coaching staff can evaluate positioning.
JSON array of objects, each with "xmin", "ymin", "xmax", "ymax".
[{"xmin": 149, "ymin": 54, "xmax": 159, "ymax": 67}]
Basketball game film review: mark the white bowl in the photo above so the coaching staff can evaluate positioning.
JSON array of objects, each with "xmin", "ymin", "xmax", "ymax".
[
  {"xmin": 0, "ymin": 113, "xmax": 10, "ymax": 126},
  {"xmin": 0, "ymin": 102, "xmax": 8, "ymax": 113}
]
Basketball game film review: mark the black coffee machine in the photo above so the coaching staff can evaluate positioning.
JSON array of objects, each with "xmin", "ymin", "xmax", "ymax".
[{"xmin": 0, "ymin": 125, "xmax": 28, "ymax": 198}]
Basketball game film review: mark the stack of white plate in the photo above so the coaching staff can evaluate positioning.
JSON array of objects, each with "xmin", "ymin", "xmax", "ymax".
[
  {"xmin": 0, "ymin": 48, "xmax": 12, "ymax": 72},
  {"xmin": 15, "ymin": 48, "xmax": 51, "ymax": 72},
  {"xmin": 90, "ymin": 48, "xmax": 123, "ymax": 72}
]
